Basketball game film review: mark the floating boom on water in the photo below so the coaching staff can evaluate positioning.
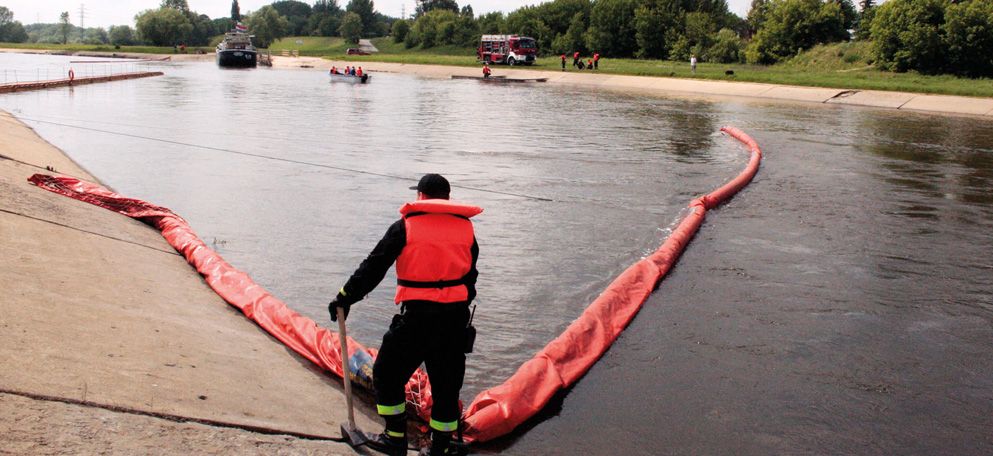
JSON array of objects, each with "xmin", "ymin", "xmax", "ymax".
[{"xmin": 29, "ymin": 126, "xmax": 762, "ymax": 443}]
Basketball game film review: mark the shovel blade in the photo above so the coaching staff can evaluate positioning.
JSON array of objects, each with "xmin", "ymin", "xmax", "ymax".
[{"xmin": 340, "ymin": 423, "xmax": 369, "ymax": 447}]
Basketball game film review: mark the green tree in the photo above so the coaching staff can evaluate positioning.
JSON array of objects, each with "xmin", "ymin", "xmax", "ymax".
[
  {"xmin": 0, "ymin": 6, "xmax": 27, "ymax": 43},
  {"xmin": 827, "ymin": 0, "xmax": 858, "ymax": 30},
  {"xmin": 941, "ymin": 0, "xmax": 993, "ymax": 77},
  {"xmin": 232, "ymin": 0, "xmax": 241, "ymax": 21},
  {"xmin": 408, "ymin": 9, "xmax": 458, "ymax": 47},
  {"xmin": 187, "ymin": 13, "xmax": 216, "ymax": 46},
  {"xmin": 683, "ymin": 11, "xmax": 719, "ymax": 57},
  {"xmin": 58, "ymin": 11, "xmax": 71, "ymax": 44},
  {"xmin": 558, "ymin": 11, "xmax": 590, "ymax": 54},
  {"xmin": 309, "ymin": 13, "xmax": 342, "ymax": 36},
  {"xmin": 854, "ymin": 0, "xmax": 875, "ymax": 39},
  {"xmin": 0, "ymin": 6, "xmax": 10, "ymax": 28},
  {"xmin": 135, "ymin": 8, "xmax": 193, "ymax": 46},
  {"xmin": 869, "ymin": 0, "xmax": 947, "ymax": 73},
  {"xmin": 746, "ymin": 0, "xmax": 770, "ymax": 36},
  {"xmin": 314, "ymin": 0, "xmax": 342, "ymax": 14},
  {"xmin": 346, "ymin": 0, "xmax": 376, "ymax": 34},
  {"xmin": 246, "ymin": 5, "xmax": 289, "ymax": 48},
  {"xmin": 745, "ymin": 0, "xmax": 848, "ymax": 63},
  {"xmin": 82, "ymin": 27, "xmax": 110, "ymax": 45},
  {"xmin": 709, "ymin": 27, "xmax": 742, "ymax": 62},
  {"xmin": 634, "ymin": 3, "xmax": 679, "ymax": 59},
  {"xmin": 585, "ymin": 0, "xmax": 640, "ymax": 57},
  {"xmin": 271, "ymin": 0, "xmax": 312, "ymax": 35},
  {"xmin": 392, "ymin": 18, "xmax": 410, "ymax": 41},
  {"xmin": 416, "ymin": 0, "xmax": 460, "ymax": 16},
  {"xmin": 309, "ymin": 0, "xmax": 343, "ymax": 36},
  {"xmin": 214, "ymin": 17, "xmax": 235, "ymax": 33},
  {"xmin": 532, "ymin": 0, "xmax": 593, "ymax": 35},
  {"xmin": 161, "ymin": 0, "xmax": 191, "ymax": 12},
  {"xmin": 339, "ymin": 11, "xmax": 363, "ymax": 42},
  {"xmin": 477, "ymin": 11, "xmax": 505, "ymax": 34},
  {"xmin": 502, "ymin": 6, "xmax": 554, "ymax": 50},
  {"xmin": 109, "ymin": 25, "xmax": 138, "ymax": 46},
  {"xmin": 0, "ymin": 6, "xmax": 29, "ymax": 43}
]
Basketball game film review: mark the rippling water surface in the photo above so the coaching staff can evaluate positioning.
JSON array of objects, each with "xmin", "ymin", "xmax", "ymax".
[{"xmin": 2, "ymin": 53, "xmax": 992, "ymax": 455}]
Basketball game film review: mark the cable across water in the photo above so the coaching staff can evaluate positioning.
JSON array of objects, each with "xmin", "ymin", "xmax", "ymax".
[{"xmin": 29, "ymin": 126, "xmax": 762, "ymax": 444}]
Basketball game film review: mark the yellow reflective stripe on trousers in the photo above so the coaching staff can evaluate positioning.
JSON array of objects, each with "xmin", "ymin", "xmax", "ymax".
[
  {"xmin": 377, "ymin": 403, "xmax": 406, "ymax": 416},
  {"xmin": 429, "ymin": 418, "xmax": 458, "ymax": 432},
  {"xmin": 386, "ymin": 429, "xmax": 405, "ymax": 438}
]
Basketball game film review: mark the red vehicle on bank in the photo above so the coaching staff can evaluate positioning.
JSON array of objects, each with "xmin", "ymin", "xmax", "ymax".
[{"xmin": 478, "ymin": 35, "xmax": 538, "ymax": 66}]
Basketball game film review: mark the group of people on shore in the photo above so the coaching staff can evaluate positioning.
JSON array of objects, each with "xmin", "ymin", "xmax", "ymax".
[
  {"xmin": 330, "ymin": 66, "xmax": 363, "ymax": 76},
  {"xmin": 562, "ymin": 51, "xmax": 600, "ymax": 70}
]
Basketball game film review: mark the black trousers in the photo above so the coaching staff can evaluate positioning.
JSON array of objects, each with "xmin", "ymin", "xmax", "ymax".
[{"xmin": 373, "ymin": 303, "xmax": 471, "ymax": 426}]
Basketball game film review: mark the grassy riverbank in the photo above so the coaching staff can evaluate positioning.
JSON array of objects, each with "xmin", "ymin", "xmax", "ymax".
[
  {"xmin": 343, "ymin": 39, "xmax": 993, "ymax": 98},
  {"xmin": 5, "ymin": 38, "xmax": 992, "ymax": 98}
]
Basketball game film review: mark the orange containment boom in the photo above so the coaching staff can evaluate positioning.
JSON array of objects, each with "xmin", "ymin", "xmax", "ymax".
[
  {"xmin": 28, "ymin": 126, "xmax": 761, "ymax": 444},
  {"xmin": 459, "ymin": 125, "xmax": 762, "ymax": 442},
  {"xmin": 26, "ymin": 173, "xmax": 436, "ymax": 422}
]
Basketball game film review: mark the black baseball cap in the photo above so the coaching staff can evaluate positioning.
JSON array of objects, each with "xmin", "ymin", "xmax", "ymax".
[{"xmin": 410, "ymin": 173, "xmax": 450, "ymax": 198}]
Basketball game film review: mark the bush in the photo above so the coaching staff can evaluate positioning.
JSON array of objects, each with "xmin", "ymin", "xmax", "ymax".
[
  {"xmin": 709, "ymin": 28, "xmax": 742, "ymax": 63},
  {"xmin": 746, "ymin": 0, "xmax": 849, "ymax": 64},
  {"xmin": 392, "ymin": 19, "xmax": 409, "ymax": 43},
  {"xmin": 942, "ymin": 0, "xmax": 993, "ymax": 77},
  {"xmin": 869, "ymin": 0, "xmax": 948, "ymax": 73}
]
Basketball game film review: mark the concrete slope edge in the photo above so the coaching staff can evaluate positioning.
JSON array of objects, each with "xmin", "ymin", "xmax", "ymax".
[{"xmin": 0, "ymin": 109, "xmax": 368, "ymax": 455}]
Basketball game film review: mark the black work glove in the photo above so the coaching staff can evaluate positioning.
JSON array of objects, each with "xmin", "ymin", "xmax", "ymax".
[{"xmin": 328, "ymin": 294, "xmax": 352, "ymax": 322}]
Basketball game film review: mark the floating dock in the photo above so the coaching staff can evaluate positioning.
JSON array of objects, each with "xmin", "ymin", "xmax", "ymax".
[
  {"xmin": 452, "ymin": 75, "xmax": 547, "ymax": 83},
  {"xmin": 0, "ymin": 71, "xmax": 164, "ymax": 94}
]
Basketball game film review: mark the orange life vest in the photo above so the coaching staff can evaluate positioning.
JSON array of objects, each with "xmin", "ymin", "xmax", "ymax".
[{"xmin": 394, "ymin": 199, "xmax": 482, "ymax": 304}]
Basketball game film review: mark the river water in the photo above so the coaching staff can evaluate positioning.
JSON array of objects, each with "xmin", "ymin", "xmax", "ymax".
[{"xmin": 2, "ymin": 53, "xmax": 992, "ymax": 455}]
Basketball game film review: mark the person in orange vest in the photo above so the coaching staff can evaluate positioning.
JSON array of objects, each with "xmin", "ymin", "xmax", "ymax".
[
  {"xmin": 329, "ymin": 174, "xmax": 480, "ymax": 456},
  {"xmin": 357, "ymin": 67, "xmax": 363, "ymax": 76},
  {"xmin": 561, "ymin": 54, "xmax": 566, "ymax": 70},
  {"xmin": 587, "ymin": 59, "xmax": 594, "ymax": 69},
  {"xmin": 345, "ymin": 66, "xmax": 351, "ymax": 75},
  {"xmin": 482, "ymin": 62, "xmax": 491, "ymax": 78},
  {"xmin": 330, "ymin": 66, "xmax": 337, "ymax": 74},
  {"xmin": 593, "ymin": 53, "xmax": 600, "ymax": 69},
  {"xmin": 572, "ymin": 51, "xmax": 580, "ymax": 68}
]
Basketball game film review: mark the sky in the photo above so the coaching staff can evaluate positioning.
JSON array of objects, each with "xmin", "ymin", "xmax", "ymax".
[{"xmin": 3, "ymin": 0, "xmax": 755, "ymax": 29}]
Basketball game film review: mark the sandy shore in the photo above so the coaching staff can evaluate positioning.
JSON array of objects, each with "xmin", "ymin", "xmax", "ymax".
[
  {"xmin": 5, "ymin": 47, "xmax": 992, "ymax": 117},
  {"xmin": 266, "ymin": 54, "xmax": 993, "ymax": 118}
]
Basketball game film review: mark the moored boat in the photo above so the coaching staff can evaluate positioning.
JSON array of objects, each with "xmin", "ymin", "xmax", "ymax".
[
  {"xmin": 216, "ymin": 22, "xmax": 257, "ymax": 68},
  {"xmin": 329, "ymin": 72, "xmax": 370, "ymax": 83}
]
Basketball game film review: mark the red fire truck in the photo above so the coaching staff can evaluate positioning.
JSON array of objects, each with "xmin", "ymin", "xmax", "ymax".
[{"xmin": 478, "ymin": 35, "xmax": 538, "ymax": 66}]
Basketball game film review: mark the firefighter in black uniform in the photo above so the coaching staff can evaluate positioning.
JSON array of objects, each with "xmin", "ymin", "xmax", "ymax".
[{"xmin": 329, "ymin": 174, "xmax": 480, "ymax": 456}]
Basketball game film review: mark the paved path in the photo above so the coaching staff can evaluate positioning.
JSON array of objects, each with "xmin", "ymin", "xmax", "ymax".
[
  {"xmin": 0, "ymin": 109, "xmax": 384, "ymax": 454},
  {"xmin": 358, "ymin": 39, "xmax": 379, "ymax": 53}
]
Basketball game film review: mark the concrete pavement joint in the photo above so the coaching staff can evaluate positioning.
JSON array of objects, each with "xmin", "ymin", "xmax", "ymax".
[
  {"xmin": 0, "ymin": 389, "xmax": 344, "ymax": 442},
  {"xmin": 0, "ymin": 207, "xmax": 180, "ymax": 255}
]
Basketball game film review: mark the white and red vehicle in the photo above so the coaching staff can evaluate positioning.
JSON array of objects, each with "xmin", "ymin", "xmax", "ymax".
[{"xmin": 478, "ymin": 35, "xmax": 538, "ymax": 66}]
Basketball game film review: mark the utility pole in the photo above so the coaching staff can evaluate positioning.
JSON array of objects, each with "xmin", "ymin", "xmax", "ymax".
[
  {"xmin": 401, "ymin": 4, "xmax": 406, "ymax": 19},
  {"xmin": 78, "ymin": 4, "xmax": 86, "ymax": 28}
]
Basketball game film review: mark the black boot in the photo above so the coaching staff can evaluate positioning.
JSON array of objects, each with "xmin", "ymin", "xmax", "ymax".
[
  {"xmin": 417, "ymin": 431, "xmax": 467, "ymax": 456},
  {"xmin": 365, "ymin": 431, "xmax": 408, "ymax": 456}
]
